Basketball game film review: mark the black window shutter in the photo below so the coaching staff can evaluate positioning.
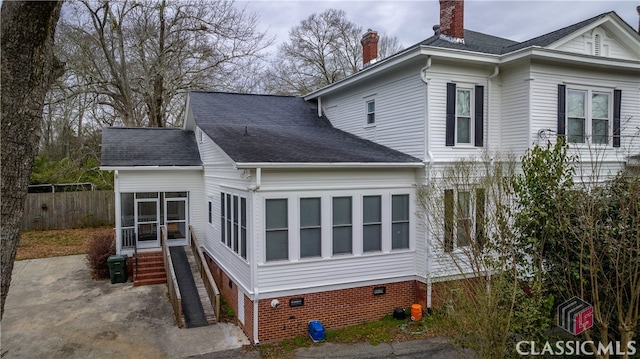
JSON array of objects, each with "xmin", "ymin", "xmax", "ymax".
[
  {"xmin": 613, "ymin": 89, "xmax": 622, "ymax": 147},
  {"xmin": 557, "ymin": 84, "xmax": 566, "ymax": 137},
  {"xmin": 475, "ymin": 188, "xmax": 485, "ymax": 249},
  {"xmin": 446, "ymin": 83, "xmax": 456, "ymax": 146},
  {"xmin": 475, "ymin": 85, "xmax": 484, "ymax": 147},
  {"xmin": 444, "ymin": 189, "xmax": 454, "ymax": 252}
]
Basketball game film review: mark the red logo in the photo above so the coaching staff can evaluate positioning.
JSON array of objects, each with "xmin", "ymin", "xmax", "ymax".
[{"xmin": 557, "ymin": 297, "xmax": 593, "ymax": 335}]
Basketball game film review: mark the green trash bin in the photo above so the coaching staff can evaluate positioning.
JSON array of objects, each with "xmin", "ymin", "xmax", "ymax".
[{"xmin": 107, "ymin": 255, "xmax": 128, "ymax": 284}]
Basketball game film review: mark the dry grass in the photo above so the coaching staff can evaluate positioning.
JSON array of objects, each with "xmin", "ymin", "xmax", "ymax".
[{"xmin": 17, "ymin": 227, "xmax": 113, "ymax": 260}]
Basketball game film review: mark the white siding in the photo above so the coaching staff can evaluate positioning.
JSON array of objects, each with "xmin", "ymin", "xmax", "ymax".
[
  {"xmin": 252, "ymin": 168, "xmax": 420, "ymax": 296},
  {"xmin": 529, "ymin": 62, "xmax": 640, "ymax": 180},
  {"xmin": 198, "ymin": 129, "xmax": 254, "ymax": 293},
  {"xmin": 425, "ymin": 62, "xmax": 493, "ymax": 163},
  {"xmin": 499, "ymin": 63, "xmax": 532, "ymax": 156},
  {"xmin": 323, "ymin": 65, "xmax": 427, "ymax": 160},
  {"xmin": 117, "ymin": 169, "xmax": 206, "ymax": 243}
]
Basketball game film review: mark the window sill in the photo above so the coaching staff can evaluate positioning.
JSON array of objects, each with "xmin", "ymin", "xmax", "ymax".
[{"xmin": 364, "ymin": 123, "xmax": 377, "ymax": 129}]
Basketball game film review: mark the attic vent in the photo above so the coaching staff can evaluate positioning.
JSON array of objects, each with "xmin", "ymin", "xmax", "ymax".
[{"xmin": 594, "ymin": 34, "xmax": 601, "ymax": 56}]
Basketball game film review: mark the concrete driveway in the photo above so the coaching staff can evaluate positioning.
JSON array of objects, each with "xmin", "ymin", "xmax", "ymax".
[{"xmin": 1, "ymin": 255, "xmax": 249, "ymax": 358}]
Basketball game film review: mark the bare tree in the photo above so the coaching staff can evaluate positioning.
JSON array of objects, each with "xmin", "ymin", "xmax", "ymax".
[
  {"xmin": 263, "ymin": 9, "xmax": 403, "ymax": 96},
  {"xmin": 1, "ymin": 1, "xmax": 64, "ymax": 319},
  {"xmin": 58, "ymin": 0, "xmax": 272, "ymax": 128}
]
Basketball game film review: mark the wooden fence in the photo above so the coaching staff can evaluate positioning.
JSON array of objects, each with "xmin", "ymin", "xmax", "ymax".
[
  {"xmin": 162, "ymin": 226, "xmax": 184, "ymax": 328},
  {"xmin": 22, "ymin": 190, "xmax": 115, "ymax": 230}
]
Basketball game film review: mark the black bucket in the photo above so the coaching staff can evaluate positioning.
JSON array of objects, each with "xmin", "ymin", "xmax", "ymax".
[{"xmin": 393, "ymin": 308, "xmax": 406, "ymax": 320}]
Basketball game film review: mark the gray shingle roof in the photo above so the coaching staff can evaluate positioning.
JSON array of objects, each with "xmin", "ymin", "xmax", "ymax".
[
  {"xmin": 419, "ymin": 12, "xmax": 613, "ymax": 55},
  {"xmin": 420, "ymin": 30, "xmax": 518, "ymax": 55},
  {"xmin": 101, "ymin": 127, "xmax": 202, "ymax": 167},
  {"xmin": 189, "ymin": 91, "xmax": 422, "ymax": 164}
]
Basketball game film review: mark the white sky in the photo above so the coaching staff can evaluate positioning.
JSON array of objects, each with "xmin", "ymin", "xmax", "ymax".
[{"xmin": 242, "ymin": 0, "xmax": 639, "ymax": 51}]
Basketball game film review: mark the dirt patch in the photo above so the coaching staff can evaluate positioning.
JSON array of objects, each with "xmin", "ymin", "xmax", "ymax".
[{"xmin": 17, "ymin": 227, "xmax": 113, "ymax": 261}]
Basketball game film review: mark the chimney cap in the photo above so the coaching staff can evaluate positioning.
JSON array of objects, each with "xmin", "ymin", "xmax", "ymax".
[{"xmin": 433, "ymin": 24, "xmax": 441, "ymax": 35}]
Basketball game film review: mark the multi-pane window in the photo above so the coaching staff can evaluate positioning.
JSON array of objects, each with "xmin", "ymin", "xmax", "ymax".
[
  {"xmin": 567, "ymin": 90, "xmax": 586, "ymax": 143},
  {"xmin": 208, "ymin": 201, "xmax": 212, "ymax": 224},
  {"xmin": 456, "ymin": 89, "xmax": 472, "ymax": 144},
  {"xmin": 567, "ymin": 89, "xmax": 611, "ymax": 145},
  {"xmin": 456, "ymin": 191, "xmax": 471, "ymax": 247},
  {"xmin": 363, "ymin": 196, "xmax": 382, "ymax": 252},
  {"xmin": 266, "ymin": 199, "xmax": 288, "ymax": 261},
  {"xmin": 332, "ymin": 197, "xmax": 353, "ymax": 255},
  {"xmin": 592, "ymin": 93, "xmax": 610, "ymax": 144},
  {"xmin": 366, "ymin": 100, "xmax": 375, "ymax": 125},
  {"xmin": 300, "ymin": 198, "xmax": 321, "ymax": 258},
  {"xmin": 220, "ymin": 192, "xmax": 247, "ymax": 260},
  {"xmin": 240, "ymin": 198, "xmax": 247, "ymax": 259},
  {"xmin": 444, "ymin": 189, "xmax": 485, "ymax": 252},
  {"xmin": 391, "ymin": 195, "xmax": 410, "ymax": 249}
]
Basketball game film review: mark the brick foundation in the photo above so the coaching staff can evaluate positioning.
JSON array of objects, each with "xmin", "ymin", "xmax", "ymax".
[{"xmin": 203, "ymin": 252, "xmax": 423, "ymax": 343}]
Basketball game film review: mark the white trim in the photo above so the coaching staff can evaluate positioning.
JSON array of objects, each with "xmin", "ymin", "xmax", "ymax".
[
  {"xmin": 100, "ymin": 166, "xmax": 203, "ymax": 171},
  {"xmin": 234, "ymin": 162, "xmax": 424, "ymax": 169}
]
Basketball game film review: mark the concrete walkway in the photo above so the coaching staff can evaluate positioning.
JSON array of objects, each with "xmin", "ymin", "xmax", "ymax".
[{"xmin": 1, "ymin": 255, "xmax": 249, "ymax": 359}]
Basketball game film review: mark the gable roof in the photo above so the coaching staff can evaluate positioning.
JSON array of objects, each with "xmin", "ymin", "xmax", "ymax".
[
  {"xmin": 502, "ymin": 11, "xmax": 614, "ymax": 53},
  {"xmin": 306, "ymin": 11, "xmax": 639, "ymax": 100},
  {"xmin": 101, "ymin": 127, "xmax": 202, "ymax": 167},
  {"xmin": 189, "ymin": 91, "xmax": 423, "ymax": 166}
]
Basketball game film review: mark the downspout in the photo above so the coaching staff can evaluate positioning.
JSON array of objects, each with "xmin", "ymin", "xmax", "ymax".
[
  {"xmin": 487, "ymin": 65, "xmax": 500, "ymax": 149},
  {"xmin": 114, "ymin": 170, "xmax": 121, "ymax": 254},
  {"xmin": 317, "ymin": 97, "xmax": 322, "ymax": 117},
  {"xmin": 249, "ymin": 167, "xmax": 261, "ymax": 344},
  {"xmin": 420, "ymin": 56, "xmax": 434, "ymax": 311}
]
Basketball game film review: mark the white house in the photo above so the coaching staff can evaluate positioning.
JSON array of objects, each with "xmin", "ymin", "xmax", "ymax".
[{"xmin": 101, "ymin": 0, "xmax": 640, "ymax": 343}]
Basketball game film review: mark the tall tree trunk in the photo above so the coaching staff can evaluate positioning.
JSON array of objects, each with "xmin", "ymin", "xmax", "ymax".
[{"xmin": 1, "ymin": 1, "xmax": 64, "ymax": 319}]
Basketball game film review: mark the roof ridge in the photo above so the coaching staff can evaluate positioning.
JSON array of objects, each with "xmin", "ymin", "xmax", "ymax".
[{"xmin": 190, "ymin": 90, "xmax": 299, "ymax": 99}]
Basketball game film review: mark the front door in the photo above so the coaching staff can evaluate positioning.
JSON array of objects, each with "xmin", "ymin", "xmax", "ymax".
[{"xmin": 135, "ymin": 198, "xmax": 160, "ymax": 248}]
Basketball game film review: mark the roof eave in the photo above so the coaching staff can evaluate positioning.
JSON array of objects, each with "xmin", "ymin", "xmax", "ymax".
[
  {"xmin": 304, "ymin": 46, "xmax": 500, "ymax": 100},
  {"xmin": 100, "ymin": 165, "xmax": 204, "ymax": 171},
  {"xmin": 234, "ymin": 162, "xmax": 425, "ymax": 170},
  {"xmin": 501, "ymin": 47, "xmax": 640, "ymax": 70}
]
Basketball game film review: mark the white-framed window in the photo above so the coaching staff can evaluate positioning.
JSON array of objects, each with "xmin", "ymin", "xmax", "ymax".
[
  {"xmin": 300, "ymin": 197, "xmax": 321, "ymax": 258},
  {"xmin": 332, "ymin": 197, "xmax": 353, "ymax": 255},
  {"xmin": 265, "ymin": 198, "xmax": 288, "ymax": 262},
  {"xmin": 567, "ymin": 89, "xmax": 611, "ymax": 145},
  {"xmin": 220, "ymin": 192, "xmax": 247, "ymax": 260},
  {"xmin": 366, "ymin": 100, "xmax": 375, "ymax": 125},
  {"xmin": 391, "ymin": 194, "xmax": 410, "ymax": 249},
  {"xmin": 363, "ymin": 195, "xmax": 382, "ymax": 252},
  {"xmin": 263, "ymin": 192, "xmax": 412, "ymax": 262},
  {"xmin": 456, "ymin": 88, "xmax": 473, "ymax": 145},
  {"xmin": 444, "ymin": 188, "xmax": 485, "ymax": 252},
  {"xmin": 208, "ymin": 200, "xmax": 212, "ymax": 224}
]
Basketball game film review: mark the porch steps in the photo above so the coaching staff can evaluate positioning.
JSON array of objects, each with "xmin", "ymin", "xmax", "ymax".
[{"xmin": 133, "ymin": 252, "xmax": 167, "ymax": 286}]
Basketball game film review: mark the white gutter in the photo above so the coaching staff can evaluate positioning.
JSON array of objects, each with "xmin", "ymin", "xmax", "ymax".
[
  {"xmin": 248, "ymin": 167, "xmax": 262, "ymax": 191},
  {"xmin": 487, "ymin": 65, "xmax": 500, "ymax": 149},
  {"xmin": 100, "ymin": 166, "xmax": 203, "ymax": 171},
  {"xmin": 235, "ymin": 162, "xmax": 425, "ymax": 169},
  {"xmin": 420, "ymin": 57, "xmax": 434, "ymax": 310}
]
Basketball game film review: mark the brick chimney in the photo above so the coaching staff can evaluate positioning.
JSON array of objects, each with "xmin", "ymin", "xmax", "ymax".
[
  {"xmin": 439, "ymin": 0, "xmax": 464, "ymax": 44},
  {"xmin": 361, "ymin": 29, "xmax": 380, "ymax": 67}
]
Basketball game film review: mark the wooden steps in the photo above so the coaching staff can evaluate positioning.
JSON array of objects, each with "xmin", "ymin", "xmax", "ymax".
[{"xmin": 133, "ymin": 252, "xmax": 167, "ymax": 286}]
